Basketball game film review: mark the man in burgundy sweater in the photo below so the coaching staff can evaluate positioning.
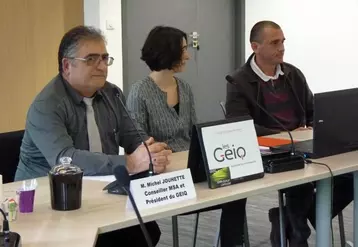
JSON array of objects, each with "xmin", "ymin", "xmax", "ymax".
[{"xmin": 225, "ymin": 21, "xmax": 353, "ymax": 247}]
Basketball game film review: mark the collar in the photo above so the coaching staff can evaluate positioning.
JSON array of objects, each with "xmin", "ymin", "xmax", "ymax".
[
  {"xmin": 250, "ymin": 55, "xmax": 284, "ymax": 82},
  {"xmin": 60, "ymin": 75, "xmax": 103, "ymax": 104}
]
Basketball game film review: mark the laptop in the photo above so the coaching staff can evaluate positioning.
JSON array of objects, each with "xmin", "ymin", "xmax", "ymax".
[{"xmin": 275, "ymin": 87, "xmax": 358, "ymax": 159}]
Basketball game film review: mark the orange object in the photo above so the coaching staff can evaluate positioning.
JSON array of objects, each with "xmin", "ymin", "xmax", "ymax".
[{"xmin": 257, "ymin": 136, "xmax": 295, "ymax": 147}]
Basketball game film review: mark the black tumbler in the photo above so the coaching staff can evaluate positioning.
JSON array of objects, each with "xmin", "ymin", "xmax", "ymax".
[{"xmin": 49, "ymin": 157, "xmax": 83, "ymax": 211}]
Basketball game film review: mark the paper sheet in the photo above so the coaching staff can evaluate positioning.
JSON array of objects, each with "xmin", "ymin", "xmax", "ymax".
[{"xmin": 83, "ymin": 175, "xmax": 116, "ymax": 182}]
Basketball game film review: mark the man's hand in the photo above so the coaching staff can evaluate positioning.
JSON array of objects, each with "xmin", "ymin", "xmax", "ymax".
[
  {"xmin": 126, "ymin": 137, "xmax": 172, "ymax": 174},
  {"xmin": 146, "ymin": 137, "xmax": 172, "ymax": 173}
]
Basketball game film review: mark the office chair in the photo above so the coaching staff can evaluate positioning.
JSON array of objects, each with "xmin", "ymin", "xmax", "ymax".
[
  {"xmin": 0, "ymin": 130, "xmax": 24, "ymax": 183},
  {"xmin": 337, "ymin": 211, "xmax": 351, "ymax": 247},
  {"xmin": 219, "ymin": 101, "xmax": 226, "ymax": 118}
]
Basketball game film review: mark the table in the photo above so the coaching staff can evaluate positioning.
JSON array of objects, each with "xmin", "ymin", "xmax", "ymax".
[{"xmin": 5, "ymin": 130, "xmax": 358, "ymax": 246}]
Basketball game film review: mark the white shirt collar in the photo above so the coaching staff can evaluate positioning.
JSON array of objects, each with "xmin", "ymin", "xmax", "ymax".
[{"xmin": 250, "ymin": 55, "xmax": 284, "ymax": 82}]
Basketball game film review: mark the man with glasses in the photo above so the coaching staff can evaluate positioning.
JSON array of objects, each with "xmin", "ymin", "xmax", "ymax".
[{"xmin": 15, "ymin": 25, "xmax": 171, "ymax": 246}]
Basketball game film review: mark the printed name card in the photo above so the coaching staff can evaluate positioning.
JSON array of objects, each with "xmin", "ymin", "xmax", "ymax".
[
  {"xmin": 199, "ymin": 118, "xmax": 264, "ymax": 189},
  {"xmin": 126, "ymin": 169, "xmax": 196, "ymax": 210}
]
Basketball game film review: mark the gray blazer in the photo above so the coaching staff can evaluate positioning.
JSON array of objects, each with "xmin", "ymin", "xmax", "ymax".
[{"xmin": 127, "ymin": 76, "xmax": 197, "ymax": 152}]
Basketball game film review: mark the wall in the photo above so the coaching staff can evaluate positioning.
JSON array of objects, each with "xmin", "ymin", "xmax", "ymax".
[
  {"xmin": 83, "ymin": 1, "xmax": 358, "ymax": 94},
  {"xmin": 84, "ymin": 0, "xmax": 123, "ymax": 89},
  {"xmin": 245, "ymin": 0, "xmax": 358, "ymax": 93},
  {"xmin": 0, "ymin": 0, "xmax": 84, "ymax": 132},
  {"xmin": 84, "ymin": 0, "xmax": 123, "ymax": 154}
]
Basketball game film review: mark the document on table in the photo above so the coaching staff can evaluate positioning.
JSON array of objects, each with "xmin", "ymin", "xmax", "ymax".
[{"xmin": 83, "ymin": 175, "xmax": 116, "ymax": 182}]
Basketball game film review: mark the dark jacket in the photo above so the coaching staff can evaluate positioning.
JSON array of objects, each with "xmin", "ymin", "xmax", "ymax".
[{"xmin": 225, "ymin": 54, "xmax": 314, "ymax": 136}]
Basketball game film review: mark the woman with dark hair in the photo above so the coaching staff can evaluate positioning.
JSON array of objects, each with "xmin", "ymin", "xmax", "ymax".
[
  {"xmin": 127, "ymin": 26, "xmax": 194, "ymax": 152},
  {"xmin": 127, "ymin": 26, "xmax": 247, "ymax": 247}
]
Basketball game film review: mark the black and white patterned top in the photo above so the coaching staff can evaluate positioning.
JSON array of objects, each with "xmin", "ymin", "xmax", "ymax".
[{"xmin": 127, "ymin": 76, "xmax": 197, "ymax": 152}]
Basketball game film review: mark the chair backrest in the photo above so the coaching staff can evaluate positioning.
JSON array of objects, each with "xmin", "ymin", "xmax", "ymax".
[
  {"xmin": 0, "ymin": 130, "xmax": 24, "ymax": 183},
  {"xmin": 219, "ymin": 101, "xmax": 227, "ymax": 116}
]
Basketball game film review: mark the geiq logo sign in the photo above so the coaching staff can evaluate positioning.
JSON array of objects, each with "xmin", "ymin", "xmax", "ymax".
[{"xmin": 213, "ymin": 144, "xmax": 246, "ymax": 162}]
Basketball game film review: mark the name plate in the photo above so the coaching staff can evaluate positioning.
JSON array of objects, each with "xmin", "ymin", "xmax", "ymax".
[
  {"xmin": 188, "ymin": 116, "xmax": 264, "ymax": 189},
  {"xmin": 126, "ymin": 169, "xmax": 196, "ymax": 210}
]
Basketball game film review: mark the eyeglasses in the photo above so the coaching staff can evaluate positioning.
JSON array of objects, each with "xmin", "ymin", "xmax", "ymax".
[{"xmin": 67, "ymin": 54, "xmax": 114, "ymax": 66}]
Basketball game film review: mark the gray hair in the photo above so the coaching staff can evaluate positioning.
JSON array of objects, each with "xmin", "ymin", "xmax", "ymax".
[{"xmin": 58, "ymin": 25, "xmax": 106, "ymax": 73}]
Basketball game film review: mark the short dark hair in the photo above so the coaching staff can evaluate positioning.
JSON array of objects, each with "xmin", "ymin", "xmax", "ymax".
[
  {"xmin": 58, "ymin": 25, "xmax": 106, "ymax": 73},
  {"xmin": 141, "ymin": 26, "xmax": 187, "ymax": 71},
  {"xmin": 249, "ymin": 21, "xmax": 281, "ymax": 43}
]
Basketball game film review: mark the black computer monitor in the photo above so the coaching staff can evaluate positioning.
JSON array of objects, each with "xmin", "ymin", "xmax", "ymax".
[{"xmin": 313, "ymin": 87, "xmax": 358, "ymax": 157}]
